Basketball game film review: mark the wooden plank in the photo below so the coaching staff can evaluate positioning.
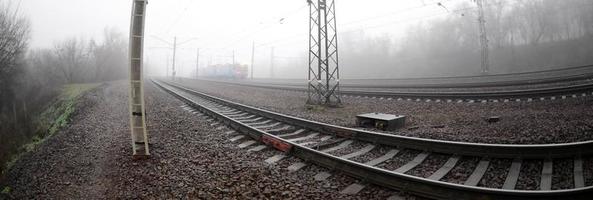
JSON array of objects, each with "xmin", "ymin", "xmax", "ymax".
[
  {"xmin": 394, "ymin": 152, "xmax": 429, "ymax": 173},
  {"xmin": 464, "ymin": 159, "xmax": 490, "ymax": 186},
  {"xmin": 502, "ymin": 159, "xmax": 522, "ymax": 190},
  {"xmin": 574, "ymin": 158, "xmax": 584, "ymax": 188},
  {"xmin": 428, "ymin": 155, "xmax": 460, "ymax": 181},
  {"xmin": 540, "ymin": 159, "xmax": 553, "ymax": 190}
]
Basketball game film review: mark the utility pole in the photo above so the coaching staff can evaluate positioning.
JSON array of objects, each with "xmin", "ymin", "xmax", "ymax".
[
  {"xmin": 270, "ymin": 47, "xmax": 275, "ymax": 79},
  {"xmin": 196, "ymin": 48, "xmax": 200, "ymax": 78},
  {"xmin": 166, "ymin": 54, "xmax": 169, "ymax": 77},
  {"xmin": 172, "ymin": 36, "xmax": 177, "ymax": 80},
  {"xmin": 128, "ymin": 0, "xmax": 150, "ymax": 158},
  {"xmin": 307, "ymin": 0, "xmax": 341, "ymax": 106},
  {"xmin": 232, "ymin": 50, "xmax": 235, "ymax": 66},
  {"xmin": 475, "ymin": 0, "xmax": 489, "ymax": 74},
  {"xmin": 250, "ymin": 41, "xmax": 255, "ymax": 79}
]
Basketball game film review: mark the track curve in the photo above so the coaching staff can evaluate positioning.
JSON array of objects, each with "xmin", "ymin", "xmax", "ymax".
[{"xmin": 153, "ymin": 79, "xmax": 593, "ymax": 199}]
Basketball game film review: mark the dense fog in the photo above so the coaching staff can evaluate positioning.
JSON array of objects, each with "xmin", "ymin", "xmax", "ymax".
[{"xmin": 2, "ymin": 0, "xmax": 593, "ymax": 169}]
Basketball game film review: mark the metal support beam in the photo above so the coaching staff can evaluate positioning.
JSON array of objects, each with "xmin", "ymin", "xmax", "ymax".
[
  {"xmin": 251, "ymin": 41, "xmax": 255, "ymax": 79},
  {"xmin": 270, "ymin": 47, "xmax": 274, "ymax": 78},
  {"xmin": 128, "ymin": 0, "xmax": 149, "ymax": 158},
  {"xmin": 172, "ymin": 36, "xmax": 177, "ymax": 80},
  {"xmin": 307, "ymin": 0, "xmax": 341, "ymax": 106},
  {"xmin": 475, "ymin": 0, "xmax": 489, "ymax": 74},
  {"xmin": 196, "ymin": 48, "xmax": 200, "ymax": 78}
]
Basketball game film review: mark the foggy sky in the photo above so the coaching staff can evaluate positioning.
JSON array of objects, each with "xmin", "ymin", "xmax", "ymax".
[{"xmin": 19, "ymin": 0, "xmax": 462, "ymax": 78}]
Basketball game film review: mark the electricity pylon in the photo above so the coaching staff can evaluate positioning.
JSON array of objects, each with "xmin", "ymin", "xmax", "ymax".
[{"xmin": 307, "ymin": 0, "xmax": 341, "ymax": 106}]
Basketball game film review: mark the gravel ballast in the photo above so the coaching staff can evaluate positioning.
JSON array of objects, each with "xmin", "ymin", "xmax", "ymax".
[
  {"xmin": 173, "ymin": 78, "xmax": 593, "ymax": 144},
  {"xmin": 0, "ymin": 81, "xmax": 398, "ymax": 199}
]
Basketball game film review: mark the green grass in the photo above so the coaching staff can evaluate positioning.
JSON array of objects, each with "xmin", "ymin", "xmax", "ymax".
[
  {"xmin": 1, "ymin": 83, "xmax": 99, "ymax": 178},
  {"xmin": 1, "ymin": 186, "xmax": 10, "ymax": 194}
]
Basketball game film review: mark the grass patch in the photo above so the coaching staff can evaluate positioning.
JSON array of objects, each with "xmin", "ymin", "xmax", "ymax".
[
  {"xmin": 1, "ymin": 186, "xmax": 10, "ymax": 194},
  {"xmin": 1, "ymin": 83, "xmax": 99, "ymax": 177}
]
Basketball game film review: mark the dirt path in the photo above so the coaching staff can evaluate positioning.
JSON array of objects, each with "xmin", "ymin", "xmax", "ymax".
[
  {"xmin": 0, "ymin": 81, "xmax": 397, "ymax": 199},
  {"xmin": 0, "ymin": 82, "xmax": 129, "ymax": 199}
]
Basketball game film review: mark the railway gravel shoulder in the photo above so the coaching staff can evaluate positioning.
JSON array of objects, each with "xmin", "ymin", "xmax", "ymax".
[
  {"xmin": 172, "ymin": 78, "xmax": 593, "ymax": 144},
  {"xmin": 0, "ymin": 81, "xmax": 397, "ymax": 199}
]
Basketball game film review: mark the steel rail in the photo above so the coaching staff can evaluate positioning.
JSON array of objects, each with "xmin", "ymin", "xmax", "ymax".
[
  {"xmin": 153, "ymin": 79, "xmax": 593, "ymax": 200},
  {"xmin": 185, "ymin": 76, "xmax": 593, "ymax": 100},
  {"xmin": 212, "ymin": 64, "xmax": 593, "ymax": 88},
  {"xmin": 161, "ymin": 80, "xmax": 593, "ymax": 158}
]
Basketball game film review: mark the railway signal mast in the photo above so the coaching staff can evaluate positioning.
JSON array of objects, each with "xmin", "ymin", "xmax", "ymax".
[
  {"xmin": 475, "ymin": 0, "xmax": 490, "ymax": 74},
  {"xmin": 307, "ymin": 0, "xmax": 341, "ymax": 106},
  {"xmin": 128, "ymin": 0, "xmax": 150, "ymax": 158}
]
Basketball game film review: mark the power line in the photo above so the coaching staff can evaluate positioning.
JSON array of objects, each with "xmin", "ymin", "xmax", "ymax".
[
  {"xmin": 217, "ymin": 4, "xmax": 308, "ymax": 49},
  {"xmin": 164, "ymin": 0, "xmax": 194, "ymax": 35},
  {"xmin": 338, "ymin": 0, "xmax": 459, "ymax": 27}
]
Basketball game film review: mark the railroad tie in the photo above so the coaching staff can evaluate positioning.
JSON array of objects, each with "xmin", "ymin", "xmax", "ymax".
[
  {"xmin": 265, "ymin": 125, "xmax": 292, "ymax": 133},
  {"xmin": 319, "ymin": 135, "xmax": 333, "ymax": 141},
  {"xmin": 226, "ymin": 113, "xmax": 249, "ymax": 118},
  {"xmin": 239, "ymin": 117, "xmax": 264, "ymax": 123},
  {"xmin": 502, "ymin": 158, "xmax": 522, "ymax": 190},
  {"xmin": 387, "ymin": 194, "xmax": 407, "ymax": 200},
  {"xmin": 314, "ymin": 171, "xmax": 332, "ymax": 181},
  {"xmin": 287, "ymin": 162, "xmax": 308, "ymax": 172},
  {"xmin": 340, "ymin": 183, "xmax": 366, "ymax": 194},
  {"xmin": 287, "ymin": 132, "xmax": 319, "ymax": 143},
  {"xmin": 265, "ymin": 154, "xmax": 287, "ymax": 165},
  {"xmin": 541, "ymin": 159, "xmax": 553, "ymax": 190},
  {"xmin": 340, "ymin": 145, "xmax": 375, "ymax": 160},
  {"xmin": 320, "ymin": 140, "xmax": 353, "ymax": 153},
  {"xmin": 247, "ymin": 145, "xmax": 267, "ymax": 152},
  {"xmin": 238, "ymin": 140, "xmax": 257, "ymax": 148},
  {"xmin": 229, "ymin": 135, "xmax": 245, "ymax": 142},
  {"xmin": 365, "ymin": 149, "xmax": 399, "ymax": 166},
  {"xmin": 246, "ymin": 120, "xmax": 273, "ymax": 127},
  {"xmin": 252, "ymin": 122, "xmax": 282, "ymax": 130},
  {"xmin": 428, "ymin": 155, "xmax": 460, "ymax": 181},
  {"xmin": 233, "ymin": 115, "xmax": 257, "ymax": 121},
  {"xmin": 394, "ymin": 152, "xmax": 430, "ymax": 174},
  {"xmin": 574, "ymin": 158, "xmax": 584, "ymax": 188},
  {"xmin": 464, "ymin": 159, "xmax": 490, "ymax": 186},
  {"xmin": 277, "ymin": 129, "xmax": 306, "ymax": 138}
]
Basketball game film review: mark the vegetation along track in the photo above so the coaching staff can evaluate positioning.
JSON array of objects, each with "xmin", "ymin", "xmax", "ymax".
[{"xmin": 153, "ymin": 79, "xmax": 593, "ymax": 200}]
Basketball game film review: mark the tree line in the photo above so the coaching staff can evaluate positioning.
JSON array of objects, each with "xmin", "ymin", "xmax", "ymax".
[
  {"xmin": 339, "ymin": 0, "xmax": 593, "ymax": 78},
  {"xmin": 0, "ymin": 1, "xmax": 128, "ymax": 173}
]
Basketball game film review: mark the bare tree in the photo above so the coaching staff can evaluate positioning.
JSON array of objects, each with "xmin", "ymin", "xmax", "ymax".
[
  {"xmin": 0, "ymin": 0, "xmax": 30, "ymax": 112},
  {"xmin": 54, "ymin": 38, "xmax": 88, "ymax": 83}
]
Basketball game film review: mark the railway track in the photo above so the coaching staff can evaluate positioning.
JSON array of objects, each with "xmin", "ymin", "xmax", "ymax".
[
  {"xmin": 153, "ymin": 79, "xmax": 593, "ymax": 199},
  {"xmin": 185, "ymin": 65, "xmax": 593, "ymax": 101},
  {"xmin": 187, "ymin": 77, "xmax": 593, "ymax": 102}
]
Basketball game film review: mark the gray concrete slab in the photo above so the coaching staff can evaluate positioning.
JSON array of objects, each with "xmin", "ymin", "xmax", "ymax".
[{"xmin": 464, "ymin": 159, "xmax": 490, "ymax": 186}]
